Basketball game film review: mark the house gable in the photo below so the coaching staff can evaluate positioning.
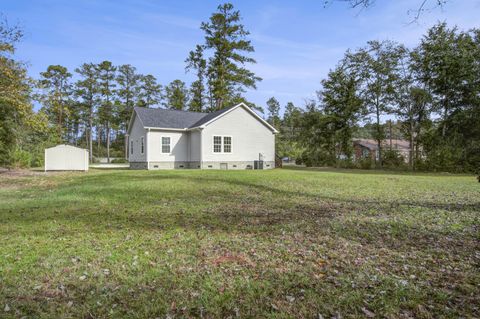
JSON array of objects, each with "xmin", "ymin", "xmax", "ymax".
[
  {"xmin": 191, "ymin": 103, "xmax": 278, "ymax": 133},
  {"xmin": 200, "ymin": 105, "xmax": 275, "ymax": 164}
]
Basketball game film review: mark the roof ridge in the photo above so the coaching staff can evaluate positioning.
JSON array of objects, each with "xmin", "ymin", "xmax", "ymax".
[{"xmin": 134, "ymin": 106, "xmax": 207, "ymax": 115}]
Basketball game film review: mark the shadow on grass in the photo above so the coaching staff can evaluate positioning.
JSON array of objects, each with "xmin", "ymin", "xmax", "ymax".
[
  {"xmin": 1, "ymin": 171, "xmax": 478, "ymax": 254},
  {"xmin": 282, "ymin": 165, "xmax": 476, "ymax": 177},
  {"xmin": 60, "ymin": 171, "xmax": 480, "ymax": 213}
]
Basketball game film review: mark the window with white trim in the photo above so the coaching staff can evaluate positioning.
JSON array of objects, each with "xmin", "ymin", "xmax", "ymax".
[
  {"xmin": 141, "ymin": 137, "xmax": 144, "ymax": 154},
  {"xmin": 213, "ymin": 136, "xmax": 222, "ymax": 153},
  {"xmin": 213, "ymin": 136, "xmax": 232, "ymax": 153},
  {"xmin": 223, "ymin": 136, "xmax": 231, "ymax": 153},
  {"xmin": 162, "ymin": 137, "xmax": 171, "ymax": 153},
  {"xmin": 130, "ymin": 140, "xmax": 133, "ymax": 154}
]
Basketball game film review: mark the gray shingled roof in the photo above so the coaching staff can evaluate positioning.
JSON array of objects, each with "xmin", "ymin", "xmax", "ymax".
[
  {"xmin": 133, "ymin": 104, "xmax": 277, "ymax": 132},
  {"xmin": 134, "ymin": 107, "xmax": 207, "ymax": 129}
]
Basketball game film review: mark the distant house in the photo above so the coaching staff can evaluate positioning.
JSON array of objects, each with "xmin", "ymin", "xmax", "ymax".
[
  {"xmin": 126, "ymin": 103, "xmax": 278, "ymax": 170},
  {"xmin": 353, "ymin": 139, "xmax": 411, "ymax": 162}
]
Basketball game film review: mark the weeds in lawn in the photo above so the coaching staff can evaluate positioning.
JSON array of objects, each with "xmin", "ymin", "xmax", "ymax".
[{"xmin": 0, "ymin": 168, "xmax": 478, "ymax": 318}]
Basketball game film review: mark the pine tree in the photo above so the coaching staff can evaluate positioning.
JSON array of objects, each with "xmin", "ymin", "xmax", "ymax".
[
  {"xmin": 163, "ymin": 80, "xmax": 189, "ymax": 110},
  {"xmin": 266, "ymin": 97, "xmax": 280, "ymax": 128},
  {"xmin": 96, "ymin": 61, "xmax": 116, "ymax": 163},
  {"xmin": 38, "ymin": 65, "xmax": 72, "ymax": 138},
  {"xmin": 74, "ymin": 63, "xmax": 99, "ymax": 162},
  {"xmin": 200, "ymin": 3, "xmax": 261, "ymax": 110},
  {"xmin": 138, "ymin": 74, "xmax": 162, "ymax": 108},
  {"xmin": 186, "ymin": 45, "xmax": 207, "ymax": 112},
  {"xmin": 117, "ymin": 64, "xmax": 140, "ymax": 129}
]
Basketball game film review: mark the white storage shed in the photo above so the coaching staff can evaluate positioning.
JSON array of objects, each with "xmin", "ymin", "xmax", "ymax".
[{"xmin": 44, "ymin": 145, "xmax": 89, "ymax": 171}]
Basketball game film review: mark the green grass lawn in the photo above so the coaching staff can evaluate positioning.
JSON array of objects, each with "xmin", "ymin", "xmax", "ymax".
[{"xmin": 0, "ymin": 168, "xmax": 478, "ymax": 318}]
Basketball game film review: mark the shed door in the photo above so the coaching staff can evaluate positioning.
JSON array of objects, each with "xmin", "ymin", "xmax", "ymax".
[{"xmin": 220, "ymin": 163, "xmax": 228, "ymax": 170}]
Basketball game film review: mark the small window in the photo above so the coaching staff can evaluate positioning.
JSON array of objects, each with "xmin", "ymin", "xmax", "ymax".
[
  {"xmin": 141, "ymin": 137, "xmax": 144, "ymax": 154},
  {"xmin": 162, "ymin": 137, "xmax": 171, "ymax": 153},
  {"xmin": 223, "ymin": 136, "xmax": 231, "ymax": 153},
  {"xmin": 130, "ymin": 140, "xmax": 133, "ymax": 154},
  {"xmin": 213, "ymin": 136, "xmax": 222, "ymax": 153}
]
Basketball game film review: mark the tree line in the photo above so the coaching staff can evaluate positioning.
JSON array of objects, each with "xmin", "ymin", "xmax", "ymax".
[
  {"xmin": 36, "ymin": 62, "xmax": 163, "ymax": 162},
  {"xmin": 267, "ymin": 23, "xmax": 480, "ymax": 172},
  {"xmin": 1, "ymin": 4, "xmax": 478, "ymax": 173}
]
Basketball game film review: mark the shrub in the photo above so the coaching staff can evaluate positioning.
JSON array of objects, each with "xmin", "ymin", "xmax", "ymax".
[
  {"xmin": 111, "ymin": 158, "xmax": 128, "ymax": 164},
  {"xmin": 357, "ymin": 157, "xmax": 374, "ymax": 169},
  {"xmin": 382, "ymin": 149, "xmax": 406, "ymax": 169},
  {"xmin": 9, "ymin": 148, "xmax": 32, "ymax": 168},
  {"xmin": 336, "ymin": 158, "xmax": 356, "ymax": 169}
]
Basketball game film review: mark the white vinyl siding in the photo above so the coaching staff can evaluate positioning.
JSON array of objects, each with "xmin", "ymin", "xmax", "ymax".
[
  {"xmin": 128, "ymin": 115, "xmax": 147, "ymax": 163},
  {"xmin": 189, "ymin": 130, "xmax": 201, "ymax": 161},
  {"xmin": 147, "ymin": 131, "xmax": 189, "ymax": 162},
  {"xmin": 202, "ymin": 106, "xmax": 275, "ymax": 163}
]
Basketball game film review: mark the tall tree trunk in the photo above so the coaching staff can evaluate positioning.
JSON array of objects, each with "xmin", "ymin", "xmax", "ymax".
[
  {"xmin": 409, "ymin": 117, "xmax": 414, "ymax": 170},
  {"xmin": 89, "ymin": 108, "xmax": 93, "ymax": 163},
  {"xmin": 389, "ymin": 120, "xmax": 392, "ymax": 150},
  {"xmin": 97, "ymin": 126, "xmax": 101, "ymax": 159},
  {"xmin": 85, "ymin": 125, "xmax": 88, "ymax": 148},
  {"xmin": 376, "ymin": 105, "xmax": 382, "ymax": 167},
  {"xmin": 442, "ymin": 104, "xmax": 448, "ymax": 137},
  {"xmin": 106, "ymin": 122, "xmax": 110, "ymax": 164}
]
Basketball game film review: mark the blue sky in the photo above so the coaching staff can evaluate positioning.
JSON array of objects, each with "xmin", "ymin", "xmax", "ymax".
[{"xmin": 3, "ymin": 0, "xmax": 480, "ymax": 114}]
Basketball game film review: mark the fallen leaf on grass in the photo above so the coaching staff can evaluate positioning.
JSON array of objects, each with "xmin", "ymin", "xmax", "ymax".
[
  {"xmin": 361, "ymin": 307, "xmax": 375, "ymax": 317},
  {"xmin": 212, "ymin": 254, "xmax": 256, "ymax": 267},
  {"xmin": 286, "ymin": 295, "xmax": 295, "ymax": 303}
]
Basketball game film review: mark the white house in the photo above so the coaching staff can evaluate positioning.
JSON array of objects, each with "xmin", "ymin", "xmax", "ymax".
[{"xmin": 126, "ymin": 103, "xmax": 278, "ymax": 170}]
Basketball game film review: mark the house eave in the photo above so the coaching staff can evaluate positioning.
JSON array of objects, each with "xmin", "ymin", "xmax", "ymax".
[{"xmin": 144, "ymin": 127, "xmax": 188, "ymax": 132}]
